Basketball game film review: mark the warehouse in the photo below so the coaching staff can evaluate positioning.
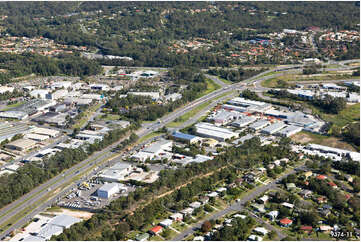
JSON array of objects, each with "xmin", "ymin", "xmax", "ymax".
[
  {"xmin": 75, "ymin": 133, "xmax": 103, "ymax": 144},
  {"xmin": 46, "ymin": 89, "xmax": 68, "ymax": 100},
  {"xmin": 0, "ymin": 111, "xmax": 28, "ymax": 120},
  {"xmin": 48, "ymin": 214, "xmax": 81, "ymax": 229},
  {"xmin": 98, "ymin": 163, "xmax": 134, "ymax": 182},
  {"xmin": 49, "ymin": 104, "xmax": 67, "ymax": 112},
  {"xmin": 222, "ymin": 104, "xmax": 247, "ymax": 113},
  {"xmin": 31, "ymin": 127, "xmax": 60, "ymax": 138},
  {"xmin": 277, "ymin": 125, "xmax": 303, "ymax": 137},
  {"xmin": 227, "ymin": 97, "xmax": 272, "ymax": 113},
  {"xmin": 0, "ymin": 122, "xmax": 31, "ymax": 143},
  {"xmin": 127, "ymin": 91, "xmax": 160, "ymax": 101},
  {"xmin": 97, "ymin": 183, "xmax": 121, "ymax": 198},
  {"xmin": 195, "ymin": 122, "xmax": 238, "ymax": 141},
  {"xmin": 171, "ymin": 131, "xmax": 201, "ymax": 144},
  {"xmin": 0, "ymin": 86, "xmax": 14, "ymax": 94},
  {"xmin": 90, "ymin": 83, "xmax": 110, "ymax": 91},
  {"xmin": 25, "ymin": 133, "xmax": 49, "ymax": 142},
  {"xmin": 231, "ymin": 115, "xmax": 257, "ymax": 128},
  {"xmin": 80, "ymin": 93, "xmax": 103, "ymax": 100},
  {"xmin": 30, "ymin": 89, "xmax": 49, "ymax": 99},
  {"xmin": 261, "ymin": 122, "xmax": 287, "ymax": 135},
  {"xmin": 249, "ymin": 120, "xmax": 270, "ymax": 130},
  {"xmin": 5, "ymin": 138, "xmax": 38, "ymax": 151},
  {"xmin": 51, "ymin": 81, "xmax": 72, "ymax": 90},
  {"xmin": 209, "ymin": 110, "xmax": 239, "ymax": 126},
  {"xmin": 232, "ymin": 134, "xmax": 255, "ymax": 145}
]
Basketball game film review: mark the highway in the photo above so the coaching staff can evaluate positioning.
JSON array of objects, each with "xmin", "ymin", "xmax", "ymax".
[{"xmin": 0, "ymin": 59, "xmax": 358, "ymax": 238}]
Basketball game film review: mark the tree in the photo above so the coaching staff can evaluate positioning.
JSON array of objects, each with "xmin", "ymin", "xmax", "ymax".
[{"xmin": 201, "ymin": 220, "xmax": 212, "ymax": 233}]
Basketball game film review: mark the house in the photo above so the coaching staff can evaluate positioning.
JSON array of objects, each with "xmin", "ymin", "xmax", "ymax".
[
  {"xmin": 216, "ymin": 187, "xmax": 227, "ymax": 193},
  {"xmin": 180, "ymin": 207, "xmax": 194, "ymax": 215},
  {"xmin": 319, "ymin": 225, "xmax": 332, "ymax": 232},
  {"xmin": 207, "ymin": 192, "xmax": 218, "ymax": 197},
  {"xmin": 251, "ymin": 203, "xmax": 266, "ymax": 213},
  {"xmin": 317, "ymin": 196, "xmax": 328, "ymax": 204},
  {"xmin": 135, "ymin": 233, "xmax": 150, "ymax": 241},
  {"xmin": 247, "ymin": 234, "xmax": 263, "ymax": 241},
  {"xmin": 316, "ymin": 175, "xmax": 327, "ymax": 180},
  {"xmin": 319, "ymin": 209, "xmax": 331, "ymax": 217},
  {"xmin": 189, "ymin": 201, "xmax": 202, "ymax": 209},
  {"xmin": 253, "ymin": 227, "xmax": 268, "ymax": 236},
  {"xmin": 300, "ymin": 226, "xmax": 313, "ymax": 233},
  {"xmin": 345, "ymin": 175, "xmax": 353, "ymax": 183},
  {"xmin": 266, "ymin": 211, "xmax": 279, "ymax": 221},
  {"xmin": 233, "ymin": 214, "xmax": 247, "ymax": 219},
  {"xmin": 281, "ymin": 202, "xmax": 294, "ymax": 209},
  {"xmin": 170, "ymin": 213, "xmax": 183, "ymax": 221},
  {"xmin": 199, "ymin": 196, "xmax": 209, "ymax": 205},
  {"xmin": 286, "ymin": 183, "xmax": 296, "ymax": 190},
  {"xmin": 159, "ymin": 219, "xmax": 173, "ymax": 228},
  {"xmin": 328, "ymin": 181, "xmax": 338, "ymax": 189},
  {"xmin": 299, "ymin": 189, "xmax": 312, "ymax": 198},
  {"xmin": 149, "ymin": 225, "xmax": 163, "ymax": 235},
  {"xmin": 279, "ymin": 218, "xmax": 293, "ymax": 227},
  {"xmin": 193, "ymin": 236, "xmax": 205, "ymax": 241},
  {"xmin": 258, "ymin": 195, "xmax": 269, "ymax": 204}
]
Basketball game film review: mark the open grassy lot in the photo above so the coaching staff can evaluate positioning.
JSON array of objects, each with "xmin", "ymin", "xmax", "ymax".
[
  {"xmin": 292, "ymin": 131, "xmax": 356, "ymax": 151},
  {"xmin": 261, "ymin": 73, "xmax": 356, "ymax": 88},
  {"xmin": 99, "ymin": 113, "xmax": 121, "ymax": 121},
  {"xmin": 319, "ymin": 103, "xmax": 360, "ymax": 129},
  {"xmin": 1, "ymin": 101, "xmax": 25, "ymax": 111},
  {"xmin": 199, "ymin": 78, "xmax": 221, "ymax": 97},
  {"xmin": 72, "ymin": 102, "xmax": 102, "ymax": 129}
]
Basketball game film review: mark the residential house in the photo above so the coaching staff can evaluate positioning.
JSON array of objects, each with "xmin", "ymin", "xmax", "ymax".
[
  {"xmin": 279, "ymin": 218, "xmax": 293, "ymax": 227},
  {"xmin": 319, "ymin": 225, "xmax": 332, "ymax": 232},
  {"xmin": 300, "ymin": 226, "xmax": 313, "ymax": 233},
  {"xmin": 189, "ymin": 201, "xmax": 202, "ymax": 209},
  {"xmin": 317, "ymin": 196, "xmax": 328, "ymax": 204},
  {"xmin": 328, "ymin": 181, "xmax": 338, "ymax": 189},
  {"xmin": 266, "ymin": 211, "xmax": 279, "ymax": 221},
  {"xmin": 251, "ymin": 203, "xmax": 266, "ymax": 213},
  {"xmin": 170, "ymin": 213, "xmax": 183, "ymax": 221},
  {"xmin": 135, "ymin": 233, "xmax": 150, "ymax": 242},
  {"xmin": 199, "ymin": 196, "xmax": 209, "ymax": 205},
  {"xmin": 159, "ymin": 219, "xmax": 173, "ymax": 228},
  {"xmin": 316, "ymin": 175, "xmax": 327, "ymax": 180},
  {"xmin": 281, "ymin": 202, "xmax": 294, "ymax": 209},
  {"xmin": 345, "ymin": 175, "xmax": 353, "ymax": 183},
  {"xmin": 258, "ymin": 195, "xmax": 269, "ymax": 204},
  {"xmin": 286, "ymin": 183, "xmax": 296, "ymax": 191},
  {"xmin": 253, "ymin": 227, "xmax": 268, "ymax": 236},
  {"xmin": 299, "ymin": 189, "xmax": 312, "ymax": 199},
  {"xmin": 247, "ymin": 234, "xmax": 263, "ymax": 241},
  {"xmin": 149, "ymin": 225, "xmax": 163, "ymax": 235},
  {"xmin": 180, "ymin": 207, "xmax": 194, "ymax": 215}
]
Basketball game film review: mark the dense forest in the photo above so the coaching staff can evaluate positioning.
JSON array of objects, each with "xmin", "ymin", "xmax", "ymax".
[{"xmin": 0, "ymin": 53, "xmax": 102, "ymax": 84}]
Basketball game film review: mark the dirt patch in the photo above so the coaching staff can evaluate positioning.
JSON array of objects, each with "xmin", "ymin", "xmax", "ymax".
[{"xmin": 48, "ymin": 208, "xmax": 94, "ymax": 220}]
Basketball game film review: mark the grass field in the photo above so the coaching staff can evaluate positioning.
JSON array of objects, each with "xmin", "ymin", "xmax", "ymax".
[
  {"xmin": 319, "ymin": 103, "xmax": 360, "ymax": 129},
  {"xmin": 166, "ymin": 100, "xmax": 212, "ymax": 128},
  {"xmin": 72, "ymin": 102, "xmax": 102, "ymax": 129},
  {"xmin": 1, "ymin": 101, "xmax": 25, "ymax": 111},
  {"xmin": 136, "ymin": 131, "xmax": 165, "ymax": 144},
  {"xmin": 292, "ymin": 131, "xmax": 356, "ymax": 151},
  {"xmin": 261, "ymin": 73, "xmax": 356, "ymax": 88},
  {"xmin": 99, "ymin": 113, "xmax": 120, "ymax": 121},
  {"xmin": 199, "ymin": 78, "xmax": 221, "ymax": 97}
]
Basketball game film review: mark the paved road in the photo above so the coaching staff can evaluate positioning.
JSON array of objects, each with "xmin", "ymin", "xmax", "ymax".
[{"xmin": 172, "ymin": 165, "xmax": 306, "ymax": 241}]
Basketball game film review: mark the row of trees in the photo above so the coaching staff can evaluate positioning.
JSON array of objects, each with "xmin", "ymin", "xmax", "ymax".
[{"xmin": 207, "ymin": 68, "xmax": 266, "ymax": 83}]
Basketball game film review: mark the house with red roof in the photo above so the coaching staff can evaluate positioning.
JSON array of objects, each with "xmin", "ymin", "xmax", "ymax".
[
  {"xmin": 149, "ymin": 225, "xmax": 163, "ymax": 235},
  {"xmin": 316, "ymin": 175, "xmax": 327, "ymax": 180},
  {"xmin": 317, "ymin": 196, "xmax": 328, "ymax": 204},
  {"xmin": 279, "ymin": 218, "xmax": 293, "ymax": 227},
  {"xmin": 300, "ymin": 226, "xmax": 313, "ymax": 233},
  {"xmin": 328, "ymin": 181, "xmax": 337, "ymax": 189}
]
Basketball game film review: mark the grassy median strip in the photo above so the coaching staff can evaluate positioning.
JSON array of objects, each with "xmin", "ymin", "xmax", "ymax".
[{"xmin": 72, "ymin": 102, "xmax": 102, "ymax": 129}]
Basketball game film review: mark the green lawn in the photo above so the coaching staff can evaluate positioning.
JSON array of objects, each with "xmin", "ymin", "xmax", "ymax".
[
  {"xmin": 320, "ymin": 103, "xmax": 360, "ymax": 129},
  {"xmin": 136, "ymin": 131, "xmax": 165, "ymax": 144},
  {"xmin": 150, "ymin": 235, "xmax": 164, "ymax": 241},
  {"xmin": 1, "ymin": 101, "xmax": 25, "ymax": 111},
  {"xmin": 199, "ymin": 78, "xmax": 221, "ymax": 97},
  {"xmin": 166, "ymin": 100, "xmax": 212, "ymax": 128},
  {"xmin": 72, "ymin": 102, "xmax": 102, "ymax": 129},
  {"xmin": 172, "ymin": 222, "xmax": 188, "ymax": 232},
  {"xmin": 99, "ymin": 113, "xmax": 120, "ymax": 121}
]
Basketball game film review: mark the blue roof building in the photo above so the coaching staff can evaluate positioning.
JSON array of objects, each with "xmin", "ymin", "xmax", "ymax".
[{"xmin": 171, "ymin": 132, "xmax": 200, "ymax": 144}]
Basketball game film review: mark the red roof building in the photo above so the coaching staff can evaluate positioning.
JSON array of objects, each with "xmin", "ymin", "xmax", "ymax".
[
  {"xmin": 279, "ymin": 218, "xmax": 293, "ymax": 227},
  {"xmin": 149, "ymin": 225, "xmax": 163, "ymax": 235},
  {"xmin": 316, "ymin": 175, "xmax": 327, "ymax": 180},
  {"xmin": 328, "ymin": 182, "xmax": 337, "ymax": 188},
  {"xmin": 300, "ymin": 226, "xmax": 313, "ymax": 232}
]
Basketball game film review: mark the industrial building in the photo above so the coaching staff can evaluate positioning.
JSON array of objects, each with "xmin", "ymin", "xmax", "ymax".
[
  {"xmin": 75, "ymin": 133, "xmax": 103, "ymax": 144},
  {"xmin": 127, "ymin": 92, "xmax": 160, "ymax": 101},
  {"xmin": 30, "ymin": 89, "xmax": 49, "ymax": 99},
  {"xmin": 13, "ymin": 99, "xmax": 56, "ymax": 115},
  {"xmin": 46, "ymin": 89, "xmax": 68, "ymax": 100},
  {"xmin": 231, "ymin": 115, "xmax": 257, "ymax": 128},
  {"xmin": 131, "ymin": 140, "xmax": 173, "ymax": 162},
  {"xmin": 25, "ymin": 133, "xmax": 49, "ymax": 142},
  {"xmin": 261, "ymin": 122, "xmax": 287, "ymax": 135},
  {"xmin": 97, "ymin": 183, "xmax": 122, "ymax": 198},
  {"xmin": 232, "ymin": 134, "xmax": 255, "ymax": 145},
  {"xmin": 0, "ymin": 111, "xmax": 28, "ymax": 120},
  {"xmin": 51, "ymin": 81, "xmax": 72, "ymax": 90},
  {"xmin": 31, "ymin": 127, "xmax": 60, "ymax": 138},
  {"xmin": 80, "ymin": 93, "xmax": 103, "ymax": 100},
  {"xmin": 249, "ymin": 120, "xmax": 270, "ymax": 130},
  {"xmin": 98, "ymin": 163, "xmax": 134, "ymax": 182},
  {"xmin": 277, "ymin": 125, "xmax": 303, "ymax": 137},
  {"xmin": 32, "ymin": 112, "xmax": 68, "ymax": 127},
  {"xmin": 171, "ymin": 131, "xmax": 201, "ymax": 144},
  {"xmin": 5, "ymin": 138, "xmax": 38, "ymax": 151},
  {"xmin": 90, "ymin": 83, "xmax": 110, "ymax": 91},
  {"xmin": 0, "ymin": 86, "xmax": 14, "ymax": 94},
  {"xmin": 227, "ymin": 97, "xmax": 272, "ymax": 113},
  {"xmin": 304, "ymin": 144, "xmax": 360, "ymax": 162},
  {"xmin": 48, "ymin": 214, "xmax": 81, "ymax": 229},
  {"xmin": 195, "ymin": 122, "xmax": 238, "ymax": 141},
  {"xmin": 208, "ymin": 110, "xmax": 239, "ymax": 126}
]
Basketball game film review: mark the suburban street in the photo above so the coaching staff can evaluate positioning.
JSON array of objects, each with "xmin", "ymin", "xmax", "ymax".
[{"xmin": 172, "ymin": 165, "xmax": 306, "ymax": 241}]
